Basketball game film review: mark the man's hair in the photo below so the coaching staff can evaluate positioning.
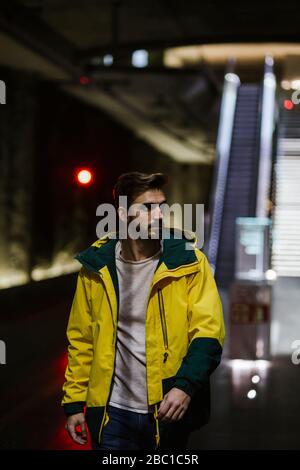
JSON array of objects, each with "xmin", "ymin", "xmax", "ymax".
[{"xmin": 113, "ymin": 172, "xmax": 168, "ymax": 208}]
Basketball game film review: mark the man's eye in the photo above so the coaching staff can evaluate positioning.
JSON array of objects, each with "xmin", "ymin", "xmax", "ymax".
[
  {"xmin": 139, "ymin": 203, "xmax": 152, "ymax": 211},
  {"xmin": 139, "ymin": 203, "xmax": 166, "ymax": 211}
]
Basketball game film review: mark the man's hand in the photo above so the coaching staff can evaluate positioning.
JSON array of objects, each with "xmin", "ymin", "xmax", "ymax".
[
  {"xmin": 65, "ymin": 412, "xmax": 88, "ymax": 445},
  {"xmin": 158, "ymin": 387, "xmax": 191, "ymax": 422}
]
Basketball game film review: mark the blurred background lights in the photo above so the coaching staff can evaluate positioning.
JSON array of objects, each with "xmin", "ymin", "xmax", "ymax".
[
  {"xmin": 291, "ymin": 79, "xmax": 300, "ymax": 90},
  {"xmin": 132, "ymin": 49, "xmax": 149, "ymax": 68},
  {"xmin": 251, "ymin": 375, "xmax": 261, "ymax": 384},
  {"xmin": 266, "ymin": 269, "xmax": 277, "ymax": 281},
  {"xmin": 79, "ymin": 76, "xmax": 91, "ymax": 85},
  {"xmin": 247, "ymin": 389, "xmax": 257, "ymax": 399},
  {"xmin": 284, "ymin": 99, "xmax": 294, "ymax": 110},
  {"xmin": 281, "ymin": 80, "xmax": 291, "ymax": 90},
  {"xmin": 103, "ymin": 54, "xmax": 113, "ymax": 66},
  {"xmin": 76, "ymin": 169, "xmax": 93, "ymax": 185}
]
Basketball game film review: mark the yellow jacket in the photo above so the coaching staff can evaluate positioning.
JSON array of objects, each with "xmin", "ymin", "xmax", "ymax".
[{"xmin": 62, "ymin": 229, "xmax": 225, "ymax": 447}]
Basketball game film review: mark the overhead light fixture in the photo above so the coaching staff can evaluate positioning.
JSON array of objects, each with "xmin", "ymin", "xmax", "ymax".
[{"xmin": 281, "ymin": 79, "xmax": 300, "ymax": 91}]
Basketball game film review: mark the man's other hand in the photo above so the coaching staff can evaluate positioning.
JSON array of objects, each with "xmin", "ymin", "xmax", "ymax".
[
  {"xmin": 158, "ymin": 387, "xmax": 191, "ymax": 422},
  {"xmin": 65, "ymin": 412, "xmax": 88, "ymax": 445}
]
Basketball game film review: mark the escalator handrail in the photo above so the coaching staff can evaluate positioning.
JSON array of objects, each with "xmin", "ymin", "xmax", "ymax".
[
  {"xmin": 256, "ymin": 55, "xmax": 276, "ymax": 218},
  {"xmin": 207, "ymin": 72, "xmax": 240, "ymax": 274}
]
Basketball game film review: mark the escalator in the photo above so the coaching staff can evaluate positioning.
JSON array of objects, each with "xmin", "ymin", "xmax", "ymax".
[
  {"xmin": 207, "ymin": 58, "xmax": 275, "ymax": 289},
  {"xmin": 214, "ymin": 84, "xmax": 261, "ymax": 287},
  {"xmin": 271, "ymin": 100, "xmax": 300, "ymax": 276}
]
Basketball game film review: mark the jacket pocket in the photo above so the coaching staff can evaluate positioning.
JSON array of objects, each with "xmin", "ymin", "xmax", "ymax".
[{"xmin": 85, "ymin": 406, "xmax": 105, "ymax": 444}]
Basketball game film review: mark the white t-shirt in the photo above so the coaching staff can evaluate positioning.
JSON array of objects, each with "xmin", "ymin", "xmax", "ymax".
[{"xmin": 108, "ymin": 240, "xmax": 161, "ymax": 414}]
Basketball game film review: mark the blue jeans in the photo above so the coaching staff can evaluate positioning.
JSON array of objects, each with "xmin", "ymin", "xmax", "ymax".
[
  {"xmin": 92, "ymin": 405, "xmax": 157, "ymax": 450},
  {"xmin": 92, "ymin": 404, "xmax": 191, "ymax": 451}
]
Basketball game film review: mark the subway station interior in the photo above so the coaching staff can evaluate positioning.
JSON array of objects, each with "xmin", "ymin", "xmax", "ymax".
[{"xmin": 0, "ymin": 0, "xmax": 300, "ymax": 451}]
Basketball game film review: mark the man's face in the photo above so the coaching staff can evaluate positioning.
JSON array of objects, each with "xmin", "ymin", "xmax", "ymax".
[{"xmin": 128, "ymin": 189, "xmax": 166, "ymax": 239}]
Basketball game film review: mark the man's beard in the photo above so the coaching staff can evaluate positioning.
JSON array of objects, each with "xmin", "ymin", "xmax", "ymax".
[{"xmin": 141, "ymin": 221, "xmax": 164, "ymax": 240}]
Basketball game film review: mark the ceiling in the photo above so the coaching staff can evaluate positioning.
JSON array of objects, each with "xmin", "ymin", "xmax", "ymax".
[
  {"xmin": 1, "ymin": 0, "xmax": 300, "ymax": 163},
  {"xmin": 13, "ymin": 0, "xmax": 300, "ymax": 59}
]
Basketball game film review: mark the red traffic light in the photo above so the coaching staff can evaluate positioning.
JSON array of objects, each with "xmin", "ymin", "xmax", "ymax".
[{"xmin": 76, "ymin": 168, "xmax": 93, "ymax": 186}]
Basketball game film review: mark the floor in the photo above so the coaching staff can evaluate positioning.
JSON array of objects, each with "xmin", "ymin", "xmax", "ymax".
[{"xmin": 0, "ymin": 275, "xmax": 299, "ymax": 450}]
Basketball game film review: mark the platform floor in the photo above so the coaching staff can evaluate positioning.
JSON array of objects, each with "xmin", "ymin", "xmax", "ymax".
[{"xmin": 0, "ymin": 276, "xmax": 299, "ymax": 449}]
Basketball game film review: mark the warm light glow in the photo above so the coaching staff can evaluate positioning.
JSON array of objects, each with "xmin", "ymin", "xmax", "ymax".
[
  {"xmin": 0, "ymin": 254, "xmax": 80, "ymax": 289},
  {"xmin": 281, "ymin": 80, "xmax": 291, "ymax": 90},
  {"xmin": 77, "ymin": 169, "xmax": 93, "ymax": 185},
  {"xmin": 164, "ymin": 43, "xmax": 300, "ymax": 67},
  {"xmin": 0, "ymin": 271, "xmax": 30, "ymax": 289},
  {"xmin": 291, "ymin": 79, "xmax": 300, "ymax": 90},
  {"xmin": 31, "ymin": 252, "xmax": 80, "ymax": 281},
  {"xmin": 280, "ymin": 79, "xmax": 300, "ymax": 91}
]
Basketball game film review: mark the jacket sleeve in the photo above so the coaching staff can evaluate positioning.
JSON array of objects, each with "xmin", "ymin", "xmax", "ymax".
[
  {"xmin": 173, "ymin": 252, "xmax": 225, "ymax": 398},
  {"xmin": 61, "ymin": 267, "xmax": 93, "ymax": 416}
]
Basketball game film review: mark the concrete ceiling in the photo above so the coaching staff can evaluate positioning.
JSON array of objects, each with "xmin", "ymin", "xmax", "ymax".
[{"xmin": 1, "ymin": 1, "xmax": 300, "ymax": 163}]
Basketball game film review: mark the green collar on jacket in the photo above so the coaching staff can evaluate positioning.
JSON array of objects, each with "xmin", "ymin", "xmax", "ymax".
[
  {"xmin": 74, "ymin": 228, "xmax": 198, "ymax": 305},
  {"xmin": 75, "ymin": 228, "xmax": 197, "ymax": 274}
]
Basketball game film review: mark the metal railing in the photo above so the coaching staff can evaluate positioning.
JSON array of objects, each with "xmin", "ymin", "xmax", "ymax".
[
  {"xmin": 256, "ymin": 56, "xmax": 276, "ymax": 218},
  {"xmin": 207, "ymin": 70, "xmax": 240, "ymax": 274}
]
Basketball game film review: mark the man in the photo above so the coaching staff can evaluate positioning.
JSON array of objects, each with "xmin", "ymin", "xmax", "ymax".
[{"xmin": 62, "ymin": 171, "xmax": 225, "ymax": 450}]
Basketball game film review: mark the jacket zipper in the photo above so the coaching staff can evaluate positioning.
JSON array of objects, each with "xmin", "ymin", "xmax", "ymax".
[
  {"xmin": 98, "ymin": 404, "xmax": 109, "ymax": 443},
  {"xmin": 154, "ymin": 404, "xmax": 161, "ymax": 449},
  {"xmin": 81, "ymin": 252, "xmax": 199, "ymax": 445},
  {"xmin": 97, "ymin": 273, "xmax": 170, "ymax": 444},
  {"xmin": 157, "ymin": 288, "xmax": 169, "ymax": 363},
  {"xmin": 97, "ymin": 271, "xmax": 118, "ymax": 445}
]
